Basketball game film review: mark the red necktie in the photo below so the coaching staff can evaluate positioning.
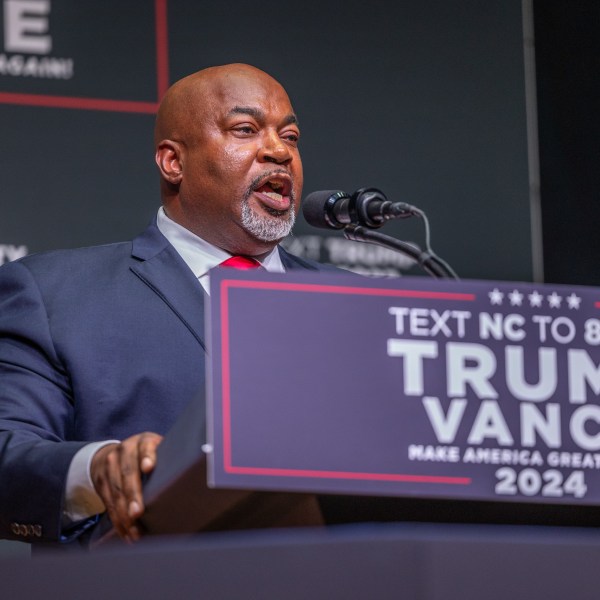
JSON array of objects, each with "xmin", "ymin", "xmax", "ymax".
[{"xmin": 219, "ymin": 256, "xmax": 262, "ymax": 270}]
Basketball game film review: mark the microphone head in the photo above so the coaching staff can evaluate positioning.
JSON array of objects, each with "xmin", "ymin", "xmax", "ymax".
[{"xmin": 302, "ymin": 190, "xmax": 349, "ymax": 229}]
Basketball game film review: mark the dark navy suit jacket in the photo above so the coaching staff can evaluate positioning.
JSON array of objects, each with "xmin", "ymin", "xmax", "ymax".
[{"xmin": 0, "ymin": 220, "xmax": 333, "ymax": 543}]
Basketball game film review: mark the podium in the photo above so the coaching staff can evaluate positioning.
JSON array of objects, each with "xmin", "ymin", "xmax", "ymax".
[
  {"xmin": 91, "ymin": 384, "xmax": 323, "ymax": 546},
  {"xmin": 138, "ymin": 386, "xmax": 324, "ymax": 536},
  {"xmin": 94, "ymin": 269, "xmax": 600, "ymax": 543}
]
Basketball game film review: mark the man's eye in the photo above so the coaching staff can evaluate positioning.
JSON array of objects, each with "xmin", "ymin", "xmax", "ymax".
[
  {"xmin": 282, "ymin": 132, "xmax": 299, "ymax": 143},
  {"xmin": 233, "ymin": 126, "xmax": 255, "ymax": 135}
]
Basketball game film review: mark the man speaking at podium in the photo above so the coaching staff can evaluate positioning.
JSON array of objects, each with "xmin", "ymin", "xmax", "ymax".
[{"xmin": 0, "ymin": 64, "xmax": 335, "ymax": 547}]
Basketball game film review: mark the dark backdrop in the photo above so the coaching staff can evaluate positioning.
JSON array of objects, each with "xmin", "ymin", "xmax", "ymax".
[{"xmin": 0, "ymin": 0, "xmax": 534, "ymax": 282}]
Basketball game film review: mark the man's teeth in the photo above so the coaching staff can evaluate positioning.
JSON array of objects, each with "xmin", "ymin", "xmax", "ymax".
[{"xmin": 264, "ymin": 191, "xmax": 283, "ymax": 201}]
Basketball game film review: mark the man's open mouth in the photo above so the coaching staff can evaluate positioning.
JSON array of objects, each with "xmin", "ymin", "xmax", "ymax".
[{"xmin": 253, "ymin": 175, "xmax": 293, "ymax": 211}]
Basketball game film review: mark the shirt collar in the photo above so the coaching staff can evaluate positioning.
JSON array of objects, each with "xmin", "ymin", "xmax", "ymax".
[{"xmin": 156, "ymin": 207, "xmax": 285, "ymax": 280}]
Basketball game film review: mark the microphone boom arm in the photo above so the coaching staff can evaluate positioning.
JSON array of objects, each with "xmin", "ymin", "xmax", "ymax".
[{"xmin": 343, "ymin": 224, "xmax": 458, "ymax": 280}]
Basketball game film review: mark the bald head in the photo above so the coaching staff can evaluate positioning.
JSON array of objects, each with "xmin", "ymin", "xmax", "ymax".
[
  {"xmin": 153, "ymin": 63, "xmax": 303, "ymax": 257},
  {"xmin": 154, "ymin": 64, "xmax": 291, "ymax": 147}
]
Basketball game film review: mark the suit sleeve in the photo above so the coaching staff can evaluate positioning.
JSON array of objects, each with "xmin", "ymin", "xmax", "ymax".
[{"xmin": 0, "ymin": 260, "xmax": 89, "ymax": 543}]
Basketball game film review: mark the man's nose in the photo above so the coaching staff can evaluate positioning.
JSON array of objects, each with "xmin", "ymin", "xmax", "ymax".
[{"xmin": 257, "ymin": 130, "xmax": 292, "ymax": 164}]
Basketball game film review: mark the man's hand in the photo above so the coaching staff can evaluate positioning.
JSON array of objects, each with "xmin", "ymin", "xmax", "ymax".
[{"xmin": 90, "ymin": 432, "xmax": 163, "ymax": 543}]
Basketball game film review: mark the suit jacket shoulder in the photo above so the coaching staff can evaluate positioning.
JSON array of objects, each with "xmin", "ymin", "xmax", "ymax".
[{"xmin": 278, "ymin": 245, "xmax": 347, "ymax": 273}]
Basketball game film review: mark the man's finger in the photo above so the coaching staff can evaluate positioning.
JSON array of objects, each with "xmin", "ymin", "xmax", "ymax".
[
  {"xmin": 107, "ymin": 445, "xmax": 136, "ymax": 536},
  {"xmin": 90, "ymin": 432, "xmax": 163, "ymax": 542},
  {"xmin": 91, "ymin": 445, "xmax": 132, "ymax": 541},
  {"xmin": 138, "ymin": 432, "xmax": 163, "ymax": 474},
  {"xmin": 118, "ymin": 436, "xmax": 146, "ymax": 522},
  {"xmin": 117, "ymin": 433, "xmax": 163, "ymax": 524}
]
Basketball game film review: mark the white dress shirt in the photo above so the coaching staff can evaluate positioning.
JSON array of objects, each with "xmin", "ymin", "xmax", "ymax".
[
  {"xmin": 63, "ymin": 207, "xmax": 286, "ymax": 525},
  {"xmin": 155, "ymin": 206, "xmax": 285, "ymax": 291}
]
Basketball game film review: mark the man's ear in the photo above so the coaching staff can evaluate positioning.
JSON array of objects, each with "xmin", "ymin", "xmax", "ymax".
[{"xmin": 155, "ymin": 140, "xmax": 183, "ymax": 184}]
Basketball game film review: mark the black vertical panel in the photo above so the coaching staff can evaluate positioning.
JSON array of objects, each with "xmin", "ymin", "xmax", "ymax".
[{"xmin": 534, "ymin": 0, "xmax": 600, "ymax": 285}]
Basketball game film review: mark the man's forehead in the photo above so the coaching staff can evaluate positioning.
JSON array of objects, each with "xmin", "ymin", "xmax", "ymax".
[
  {"xmin": 156, "ymin": 65, "xmax": 297, "ymax": 138},
  {"xmin": 208, "ymin": 73, "xmax": 291, "ymax": 106}
]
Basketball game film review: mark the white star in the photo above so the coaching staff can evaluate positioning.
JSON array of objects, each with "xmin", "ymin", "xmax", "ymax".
[
  {"xmin": 547, "ymin": 292, "xmax": 562, "ymax": 308},
  {"xmin": 489, "ymin": 288, "xmax": 504, "ymax": 305},
  {"xmin": 508, "ymin": 290, "xmax": 523, "ymax": 306},
  {"xmin": 528, "ymin": 291, "xmax": 544, "ymax": 307},
  {"xmin": 566, "ymin": 293, "xmax": 581, "ymax": 310}
]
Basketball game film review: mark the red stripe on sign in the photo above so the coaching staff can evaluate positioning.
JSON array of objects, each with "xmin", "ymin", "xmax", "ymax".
[
  {"xmin": 220, "ymin": 281, "xmax": 233, "ymax": 471},
  {"xmin": 225, "ymin": 465, "xmax": 472, "ymax": 486},
  {"xmin": 218, "ymin": 278, "xmax": 473, "ymax": 487},
  {"xmin": 222, "ymin": 279, "xmax": 476, "ymax": 301}
]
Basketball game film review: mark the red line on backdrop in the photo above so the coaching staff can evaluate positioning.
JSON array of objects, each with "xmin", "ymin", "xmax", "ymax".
[
  {"xmin": 218, "ymin": 278, "xmax": 473, "ymax": 486},
  {"xmin": 0, "ymin": 0, "xmax": 169, "ymax": 113},
  {"xmin": 595, "ymin": 302, "xmax": 600, "ymax": 308},
  {"xmin": 0, "ymin": 92, "xmax": 158, "ymax": 113},
  {"xmin": 155, "ymin": 0, "xmax": 170, "ymax": 99}
]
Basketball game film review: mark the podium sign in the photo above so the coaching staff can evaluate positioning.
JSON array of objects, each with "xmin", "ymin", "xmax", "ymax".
[{"xmin": 206, "ymin": 270, "xmax": 600, "ymax": 505}]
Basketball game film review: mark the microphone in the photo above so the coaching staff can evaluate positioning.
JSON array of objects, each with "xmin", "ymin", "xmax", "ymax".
[{"xmin": 302, "ymin": 188, "xmax": 420, "ymax": 230}]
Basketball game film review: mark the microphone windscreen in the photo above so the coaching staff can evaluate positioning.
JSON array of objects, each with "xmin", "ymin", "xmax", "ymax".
[{"xmin": 302, "ymin": 190, "xmax": 346, "ymax": 229}]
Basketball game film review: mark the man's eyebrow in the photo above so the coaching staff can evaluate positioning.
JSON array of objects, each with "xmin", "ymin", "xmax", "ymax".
[
  {"xmin": 283, "ymin": 114, "xmax": 300, "ymax": 127},
  {"xmin": 228, "ymin": 106, "xmax": 264, "ymax": 120},
  {"xmin": 227, "ymin": 106, "xmax": 300, "ymax": 127}
]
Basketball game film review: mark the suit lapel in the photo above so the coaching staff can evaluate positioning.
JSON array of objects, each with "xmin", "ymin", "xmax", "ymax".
[
  {"xmin": 130, "ymin": 222, "xmax": 207, "ymax": 351},
  {"xmin": 278, "ymin": 246, "xmax": 321, "ymax": 271},
  {"xmin": 127, "ymin": 224, "xmax": 321, "ymax": 352}
]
